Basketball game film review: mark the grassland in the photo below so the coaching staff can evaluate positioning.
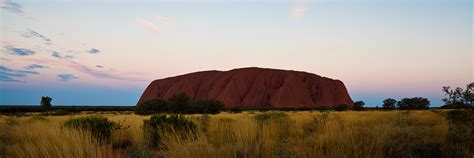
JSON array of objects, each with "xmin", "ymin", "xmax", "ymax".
[{"xmin": 0, "ymin": 110, "xmax": 472, "ymax": 157}]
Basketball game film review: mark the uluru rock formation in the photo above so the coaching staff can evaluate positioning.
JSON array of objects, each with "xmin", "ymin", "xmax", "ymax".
[{"xmin": 137, "ymin": 67, "xmax": 353, "ymax": 108}]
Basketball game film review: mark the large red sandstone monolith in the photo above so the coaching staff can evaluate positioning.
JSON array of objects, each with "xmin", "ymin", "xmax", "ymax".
[{"xmin": 137, "ymin": 67, "xmax": 353, "ymax": 108}]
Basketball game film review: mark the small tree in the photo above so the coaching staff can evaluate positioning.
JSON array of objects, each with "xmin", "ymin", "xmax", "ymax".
[
  {"xmin": 353, "ymin": 101, "xmax": 365, "ymax": 111},
  {"xmin": 40, "ymin": 96, "xmax": 52, "ymax": 111},
  {"xmin": 462, "ymin": 83, "xmax": 474, "ymax": 106},
  {"xmin": 382, "ymin": 98, "xmax": 397, "ymax": 110},
  {"xmin": 442, "ymin": 83, "xmax": 474, "ymax": 108}
]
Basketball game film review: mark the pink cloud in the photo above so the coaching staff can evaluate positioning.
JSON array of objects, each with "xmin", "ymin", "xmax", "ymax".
[
  {"xmin": 290, "ymin": 1, "xmax": 307, "ymax": 18},
  {"xmin": 136, "ymin": 18, "xmax": 159, "ymax": 32}
]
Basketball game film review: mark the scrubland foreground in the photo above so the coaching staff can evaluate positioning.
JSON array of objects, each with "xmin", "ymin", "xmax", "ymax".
[{"xmin": 0, "ymin": 110, "xmax": 472, "ymax": 158}]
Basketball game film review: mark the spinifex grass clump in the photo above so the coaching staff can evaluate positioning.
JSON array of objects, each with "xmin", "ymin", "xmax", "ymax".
[
  {"xmin": 143, "ymin": 114, "xmax": 197, "ymax": 148},
  {"xmin": 63, "ymin": 115, "xmax": 120, "ymax": 141}
]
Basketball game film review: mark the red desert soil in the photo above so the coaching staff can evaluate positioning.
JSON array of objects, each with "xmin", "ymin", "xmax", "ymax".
[{"xmin": 137, "ymin": 67, "xmax": 353, "ymax": 108}]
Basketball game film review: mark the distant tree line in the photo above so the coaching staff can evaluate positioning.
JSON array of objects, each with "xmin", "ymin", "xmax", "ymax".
[
  {"xmin": 135, "ymin": 92, "xmax": 225, "ymax": 115},
  {"xmin": 381, "ymin": 97, "xmax": 430, "ymax": 110}
]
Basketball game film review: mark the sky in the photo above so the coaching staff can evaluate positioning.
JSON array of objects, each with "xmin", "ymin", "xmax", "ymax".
[{"xmin": 0, "ymin": 0, "xmax": 472, "ymax": 106}]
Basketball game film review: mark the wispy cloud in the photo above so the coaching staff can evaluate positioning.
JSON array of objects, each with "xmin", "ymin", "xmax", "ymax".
[
  {"xmin": 25, "ymin": 64, "xmax": 48, "ymax": 70},
  {"xmin": 51, "ymin": 51, "xmax": 74, "ymax": 59},
  {"xmin": 136, "ymin": 18, "xmax": 160, "ymax": 32},
  {"xmin": 0, "ymin": 57, "xmax": 9, "ymax": 61},
  {"xmin": 20, "ymin": 57, "xmax": 147, "ymax": 82},
  {"xmin": 156, "ymin": 16, "xmax": 173, "ymax": 27},
  {"xmin": 0, "ymin": 65, "xmax": 39, "ymax": 82},
  {"xmin": 0, "ymin": 0, "xmax": 26, "ymax": 16},
  {"xmin": 4, "ymin": 46, "xmax": 35, "ymax": 56},
  {"xmin": 87, "ymin": 48, "xmax": 100, "ymax": 54},
  {"xmin": 57, "ymin": 74, "xmax": 78, "ymax": 81},
  {"xmin": 70, "ymin": 61, "xmax": 123, "ymax": 80},
  {"xmin": 96, "ymin": 65, "xmax": 104, "ymax": 68},
  {"xmin": 290, "ymin": 0, "xmax": 308, "ymax": 18},
  {"xmin": 0, "ymin": 75, "xmax": 25, "ymax": 82},
  {"xmin": 22, "ymin": 29, "xmax": 52, "ymax": 44}
]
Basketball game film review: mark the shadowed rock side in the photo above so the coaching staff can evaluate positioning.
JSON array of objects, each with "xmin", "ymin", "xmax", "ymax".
[{"xmin": 137, "ymin": 67, "xmax": 354, "ymax": 108}]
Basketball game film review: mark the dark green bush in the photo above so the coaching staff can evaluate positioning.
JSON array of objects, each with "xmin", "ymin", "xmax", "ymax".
[
  {"xmin": 143, "ymin": 114, "xmax": 197, "ymax": 148},
  {"xmin": 136, "ymin": 99, "xmax": 169, "ymax": 114},
  {"xmin": 335, "ymin": 104, "xmax": 349, "ymax": 111},
  {"xmin": 168, "ymin": 92, "xmax": 191, "ymax": 113},
  {"xmin": 136, "ymin": 93, "xmax": 226, "ymax": 114},
  {"xmin": 190, "ymin": 99, "xmax": 225, "ymax": 114},
  {"xmin": 64, "ymin": 115, "xmax": 120, "ymax": 141},
  {"xmin": 441, "ymin": 102, "xmax": 472, "ymax": 109}
]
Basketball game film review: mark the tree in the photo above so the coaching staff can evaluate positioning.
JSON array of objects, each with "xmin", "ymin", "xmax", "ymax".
[
  {"xmin": 397, "ymin": 97, "xmax": 430, "ymax": 110},
  {"xmin": 168, "ymin": 92, "xmax": 191, "ymax": 113},
  {"xmin": 40, "ymin": 96, "xmax": 52, "ymax": 111},
  {"xmin": 353, "ymin": 101, "xmax": 365, "ymax": 111},
  {"xmin": 442, "ymin": 86, "xmax": 463, "ymax": 105},
  {"xmin": 462, "ymin": 83, "xmax": 474, "ymax": 107},
  {"xmin": 382, "ymin": 98, "xmax": 397, "ymax": 110},
  {"xmin": 442, "ymin": 83, "xmax": 474, "ymax": 108}
]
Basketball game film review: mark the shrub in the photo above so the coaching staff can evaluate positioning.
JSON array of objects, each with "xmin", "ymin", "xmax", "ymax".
[
  {"xmin": 63, "ymin": 115, "xmax": 120, "ymax": 141},
  {"xmin": 136, "ymin": 99, "xmax": 169, "ymax": 114},
  {"xmin": 190, "ymin": 99, "xmax": 225, "ymax": 114},
  {"xmin": 441, "ymin": 102, "xmax": 472, "ymax": 109},
  {"xmin": 315, "ymin": 106, "xmax": 332, "ymax": 111},
  {"xmin": 335, "ymin": 104, "xmax": 349, "ymax": 111},
  {"xmin": 143, "ymin": 114, "xmax": 197, "ymax": 148},
  {"xmin": 168, "ymin": 92, "xmax": 191, "ymax": 113},
  {"xmin": 136, "ymin": 93, "xmax": 226, "ymax": 114}
]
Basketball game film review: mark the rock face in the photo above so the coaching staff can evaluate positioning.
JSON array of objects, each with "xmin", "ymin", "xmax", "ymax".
[{"xmin": 137, "ymin": 67, "xmax": 353, "ymax": 108}]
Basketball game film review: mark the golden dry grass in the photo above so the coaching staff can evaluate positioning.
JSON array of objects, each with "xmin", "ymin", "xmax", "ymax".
[{"xmin": 0, "ymin": 110, "xmax": 470, "ymax": 158}]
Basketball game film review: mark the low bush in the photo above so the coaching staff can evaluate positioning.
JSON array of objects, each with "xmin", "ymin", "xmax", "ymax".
[
  {"xmin": 63, "ymin": 115, "xmax": 120, "ymax": 141},
  {"xmin": 441, "ymin": 103, "xmax": 472, "ymax": 109},
  {"xmin": 190, "ymin": 99, "xmax": 225, "ymax": 114},
  {"xmin": 135, "ymin": 99, "xmax": 168, "ymax": 114},
  {"xmin": 335, "ymin": 104, "xmax": 349, "ymax": 111},
  {"xmin": 136, "ymin": 93, "xmax": 226, "ymax": 114},
  {"xmin": 143, "ymin": 114, "xmax": 197, "ymax": 148}
]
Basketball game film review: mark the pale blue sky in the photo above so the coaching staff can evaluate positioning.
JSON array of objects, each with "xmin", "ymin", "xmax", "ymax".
[{"xmin": 1, "ymin": 0, "xmax": 472, "ymax": 106}]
